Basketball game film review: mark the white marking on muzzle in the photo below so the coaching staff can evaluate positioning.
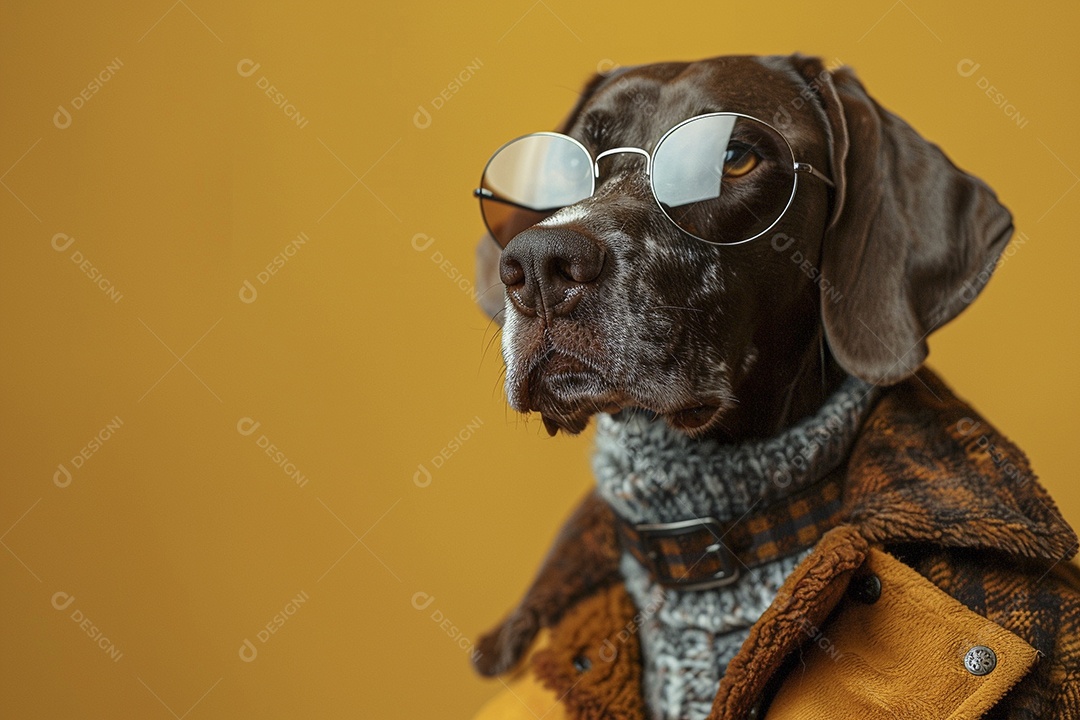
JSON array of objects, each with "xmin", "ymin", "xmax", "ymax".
[
  {"xmin": 536, "ymin": 204, "xmax": 590, "ymax": 227},
  {"xmin": 501, "ymin": 297, "xmax": 522, "ymax": 404}
]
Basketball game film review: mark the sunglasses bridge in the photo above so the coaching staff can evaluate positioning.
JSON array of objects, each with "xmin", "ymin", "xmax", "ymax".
[{"xmin": 592, "ymin": 147, "xmax": 652, "ymax": 178}]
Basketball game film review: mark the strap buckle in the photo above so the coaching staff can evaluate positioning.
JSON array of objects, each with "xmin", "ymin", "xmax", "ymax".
[{"xmin": 632, "ymin": 517, "xmax": 741, "ymax": 590}]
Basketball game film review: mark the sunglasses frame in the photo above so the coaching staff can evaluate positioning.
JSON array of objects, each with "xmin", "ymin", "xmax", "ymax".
[{"xmin": 475, "ymin": 111, "xmax": 834, "ymax": 247}]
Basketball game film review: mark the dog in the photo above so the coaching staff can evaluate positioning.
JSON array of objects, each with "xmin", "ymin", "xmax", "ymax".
[{"xmin": 470, "ymin": 54, "xmax": 1080, "ymax": 719}]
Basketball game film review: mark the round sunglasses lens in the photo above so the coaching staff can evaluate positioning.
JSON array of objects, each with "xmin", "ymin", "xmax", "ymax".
[
  {"xmin": 479, "ymin": 134, "xmax": 593, "ymax": 247},
  {"xmin": 651, "ymin": 114, "xmax": 796, "ymax": 245}
]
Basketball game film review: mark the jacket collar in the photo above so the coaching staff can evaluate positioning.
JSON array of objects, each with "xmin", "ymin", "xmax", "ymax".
[
  {"xmin": 709, "ymin": 368, "xmax": 1078, "ymax": 719},
  {"xmin": 841, "ymin": 368, "xmax": 1077, "ymax": 563}
]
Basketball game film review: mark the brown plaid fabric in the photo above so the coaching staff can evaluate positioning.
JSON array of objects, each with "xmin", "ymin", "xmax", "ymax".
[{"xmin": 615, "ymin": 473, "xmax": 846, "ymax": 588}]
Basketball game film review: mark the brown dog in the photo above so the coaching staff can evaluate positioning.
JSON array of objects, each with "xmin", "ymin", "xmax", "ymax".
[
  {"xmin": 477, "ymin": 54, "xmax": 1010, "ymax": 441},
  {"xmin": 470, "ymin": 54, "xmax": 1079, "ymax": 719}
]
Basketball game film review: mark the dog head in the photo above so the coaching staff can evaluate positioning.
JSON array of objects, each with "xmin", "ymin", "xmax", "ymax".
[{"xmin": 475, "ymin": 54, "xmax": 1012, "ymax": 439}]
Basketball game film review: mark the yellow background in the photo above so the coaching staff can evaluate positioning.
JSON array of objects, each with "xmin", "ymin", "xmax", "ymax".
[{"xmin": 1, "ymin": 1, "xmax": 1076, "ymax": 717}]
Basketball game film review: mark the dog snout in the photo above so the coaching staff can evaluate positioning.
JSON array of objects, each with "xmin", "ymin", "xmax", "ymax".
[{"xmin": 500, "ymin": 226, "xmax": 605, "ymax": 317}]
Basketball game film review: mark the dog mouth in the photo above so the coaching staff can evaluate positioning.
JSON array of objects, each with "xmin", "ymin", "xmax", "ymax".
[
  {"xmin": 519, "ymin": 353, "xmax": 617, "ymax": 436},
  {"xmin": 513, "ymin": 350, "xmax": 724, "ymax": 437},
  {"xmin": 663, "ymin": 404, "xmax": 722, "ymax": 432},
  {"xmin": 605, "ymin": 404, "xmax": 722, "ymax": 434}
]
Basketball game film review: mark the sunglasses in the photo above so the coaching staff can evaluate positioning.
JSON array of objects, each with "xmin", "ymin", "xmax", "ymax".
[{"xmin": 474, "ymin": 112, "xmax": 834, "ymax": 248}]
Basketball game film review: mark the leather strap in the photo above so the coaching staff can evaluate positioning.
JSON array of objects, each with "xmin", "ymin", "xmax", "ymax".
[{"xmin": 614, "ymin": 472, "xmax": 846, "ymax": 590}]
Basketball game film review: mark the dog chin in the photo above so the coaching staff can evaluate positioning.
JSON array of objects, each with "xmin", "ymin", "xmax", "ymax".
[
  {"xmin": 512, "ymin": 373, "xmax": 727, "ymax": 438},
  {"xmin": 536, "ymin": 398, "xmax": 726, "ymax": 438},
  {"xmin": 514, "ymin": 373, "xmax": 618, "ymax": 437},
  {"xmin": 505, "ymin": 345, "xmax": 731, "ymax": 437}
]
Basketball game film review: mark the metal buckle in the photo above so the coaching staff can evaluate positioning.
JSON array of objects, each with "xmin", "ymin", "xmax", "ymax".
[{"xmin": 634, "ymin": 517, "xmax": 741, "ymax": 590}]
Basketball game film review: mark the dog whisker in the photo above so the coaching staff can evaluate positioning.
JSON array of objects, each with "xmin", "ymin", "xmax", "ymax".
[
  {"xmin": 491, "ymin": 364, "xmax": 508, "ymax": 401},
  {"xmin": 480, "ymin": 325, "xmax": 503, "ymax": 366},
  {"xmin": 646, "ymin": 304, "xmax": 705, "ymax": 313}
]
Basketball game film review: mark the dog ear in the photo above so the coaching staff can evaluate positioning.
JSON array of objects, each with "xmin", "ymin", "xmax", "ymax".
[
  {"xmin": 473, "ymin": 70, "xmax": 625, "ymax": 323},
  {"xmin": 791, "ymin": 56, "xmax": 1014, "ymax": 385}
]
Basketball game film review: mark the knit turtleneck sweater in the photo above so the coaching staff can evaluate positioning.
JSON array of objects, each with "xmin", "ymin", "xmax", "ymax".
[{"xmin": 591, "ymin": 376, "xmax": 878, "ymax": 720}]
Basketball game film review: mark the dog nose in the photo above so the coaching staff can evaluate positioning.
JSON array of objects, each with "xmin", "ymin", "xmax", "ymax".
[{"xmin": 499, "ymin": 227, "xmax": 605, "ymax": 317}]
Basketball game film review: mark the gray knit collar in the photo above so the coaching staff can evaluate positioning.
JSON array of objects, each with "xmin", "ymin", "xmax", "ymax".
[
  {"xmin": 592, "ymin": 375, "xmax": 878, "ymax": 528},
  {"xmin": 592, "ymin": 376, "xmax": 878, "ymax": 720}
]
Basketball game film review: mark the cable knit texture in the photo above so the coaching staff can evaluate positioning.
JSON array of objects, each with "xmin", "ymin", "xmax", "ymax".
[{"xmin": 591, "ymin": 376, "xmax": 878, "ymax": 720}]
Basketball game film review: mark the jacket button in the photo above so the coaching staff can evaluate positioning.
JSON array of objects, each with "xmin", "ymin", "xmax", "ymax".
[
  {"xmin": 964, "ymin": 646, "xmax": 997, "ymax": 676},
  {"xmin": 850, "ymin": 573, "xmax": 881, "ymax": 604}
]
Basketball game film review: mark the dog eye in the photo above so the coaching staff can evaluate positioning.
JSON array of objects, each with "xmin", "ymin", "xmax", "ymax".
[{"xmin": 723, "ymin": 144, "xmax": 759, "ymax": 178}]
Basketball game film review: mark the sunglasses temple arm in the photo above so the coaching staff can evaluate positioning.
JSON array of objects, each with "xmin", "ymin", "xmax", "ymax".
[
  {"xmin": 794, "ymin": 163, "xmax": 835, "ymax": 188},
  {"xmin": 472, "ymin": 188, "xmax": 564, "ymax": 214}
]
